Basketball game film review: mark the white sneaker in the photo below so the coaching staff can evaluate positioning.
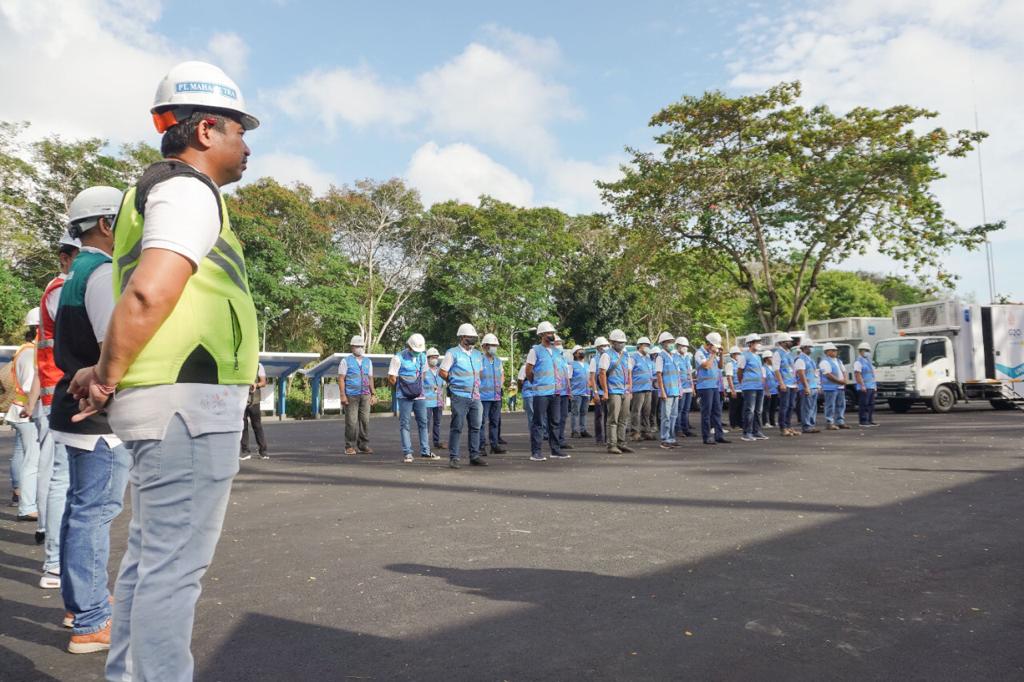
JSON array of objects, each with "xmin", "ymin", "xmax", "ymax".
[
  {"xmin": 402, "ymin": 454, "xmax": 414, "ymax": 463},
  {"xmin": 239, "ymin": 452, "xmax": 252, "ymax": 461},
  {"xmin": 39, "ymin": 570, "xmax": 60, "ymax": 589},
  {"xmin": 529, "ymin": 455, "xmax": 547, "ymax": 461},
  {"xmin": 755, "ymin": 434, "xmax": 770, "ymax": 440}
]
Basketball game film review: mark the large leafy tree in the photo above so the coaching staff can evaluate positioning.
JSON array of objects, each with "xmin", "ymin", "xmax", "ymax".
[{"xmin": 600, "ymin": 82, "xmax": 1002, "ymax": 331}]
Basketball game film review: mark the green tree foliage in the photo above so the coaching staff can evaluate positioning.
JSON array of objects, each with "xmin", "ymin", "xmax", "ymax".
[{"xmin": 600, "ymin": 81, "xmax": 1003, "ymax": 330}]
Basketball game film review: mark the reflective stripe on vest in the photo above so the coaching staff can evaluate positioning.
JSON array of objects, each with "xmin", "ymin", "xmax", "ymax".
[
  {"xmin": 554, "ymin": 352, "xmax": 569, "ymax": 396},
  {"xmin": 766, "ymin": 366, "xmax": 779, "ymax": 394},
  {"xmin": 799, "ymin": 353, "xmax": 820, "ymax": 389},
  {"xmin": 777, "ymin": 349, "xmax": 797, "ymax": 387},
  {"xmin": 36, "ymin": 276, "xmax": 64, "ymax": 405},
  {"xmin": 112, "ymin": 181, "xmax": 258, "ymax": 388},
  {"xmin": 480, "ymin": 355, "xmax": 503, "ymax": 401},
  {"xmin": 446, "ymin": 346, "xmax": 481, "ymax": 398},
  {"xmin": 694, "ymin": 348, "xmax": 719, "ymax": 391},
  {"xmin": 660, "ymin": 351, "xmax": 681, "ymax": 396},
  {"xmin": 740, "ymin": 351, "xmax": 764, "ymax": 391},
  {"xmin": 605, "ymin": 348, "xmax": 627, "ymax": 395},
  {"xmin": 424, "ymin": 368, "xmax": 444, "ymax": 407},
  {"xmin": 344, "ymin": 356, "xmax": 372, "ymax": 395},
  {"xmin": 631, "ymin": 353, "xmax": 653, "ymax": 392},
  {"xmin": 530, "ymin": 345, "xmax": 556, "ymax": 396},
  {"xmin": 858, "ymin": 356, "xmax": 877, "ymax": 390},
  {"xmin": 822, "ymin": 356, "xmax": 843, "ymax": 391},
  {"xmin": 571, "ymin": 360, "xmax": 590, "ymax": 396}
]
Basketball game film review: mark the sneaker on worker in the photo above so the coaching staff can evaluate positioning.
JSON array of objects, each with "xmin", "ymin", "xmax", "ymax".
[
  {"xmin": 63, "ymin": 612, "xmax": 74, "ymax": 628},
  {"xmin": 68, "ymin": 620, "xmax": 111, "ymax": 654},
  {"xmin": 39, "ymin": 570, "xmax": 60, "ymax": 589}
]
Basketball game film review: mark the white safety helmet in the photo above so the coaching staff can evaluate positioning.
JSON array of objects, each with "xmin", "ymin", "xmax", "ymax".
[
  {"xmin": 594, "ymin": 336, "xmax": 609, "ymax": 347},
  {"xmin": 636, "ymin": 336, "xmax": 651, "ymax": 347},
  {"xmin": 571, "ymin": 345, "xmax": 584, "ymax": 355},
  {"xmin": 858, "ymin": 342, "xmax": 871, "ymax": 351},
  {"xmin": 800, "ymin": 338, "xmax": 814, "ymax": 349},
  {"xmin": 675, "ymin": 336, "xmax": 689, "ymax": 348},
  {"xmin": 150, "ymin": 61, "xmax": 259, "ymax": 133},
  {"xmin": 407, "ymin": 333, "xmax": 426, "ymax": 352},
  {"xmin": 426, "ymin": 347, "xmax": 440, "ymax": 357},
  {"xmin": 59, "ymin": 231, "xmax": 82, "ymax": 250},
  {"xmin": 457, "ymin": 323, "xmax": 478, "ymax": 338},
  {"xmin": 761, "ymin": 349, "xmax": 774, "ymax": 359},
  {"xmin": 609, "ymin": 329, "xmax": 627, "ymax": 343},
  {"xmin": 24, "ymin": 307, "xmax": 40, "ymax": 327},
  {"xmin": 728, "ymin": 345, "xmax": 741, "ymax": 355},
  {"xmin": 481, "ymin": 333, "xmax": 499, "ymax": 346},
  {"xmin": 537, "ymin": 321, "xmax": 556, "ymax": 335},
  {"xmin": 746, "ymin": 333, "xmax": 761, "ymax": 344},
  {"xmin": 649, "ymin": 345, "xmax": 661, "ymax": 354},
  {"xmin": 822, "ymin": 342, "xmax": 838, "ymax": 352},
  {"xmin": 705, "ymin": 332, "xmax": 723, "ymax": 347},
  {"xmin": 349, "ymin": 335, "xmax": 365, "ymax": 347},
  {"xmin": 554, "ymin": 334, "xmax": 563, "ymax": 344},
  {"xmin": 68, "ymin": 186, "xmax": 123, "ymax": 236},
  {"xmin": 657, "ymin": 331, "xmax": 675, "ymax": 344}
]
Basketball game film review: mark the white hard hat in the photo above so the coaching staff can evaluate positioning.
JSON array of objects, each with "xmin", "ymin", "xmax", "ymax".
[
  {"xmin": 822, "ymin": 342, "xmax": 838, "ymax": 352},
  {"xmin": 59, "ymin": 231, "xmax": 81, "ymax": 249},
  {"xmin": 761, "ymin": 349, "xmax": 774, "ymax": 359},
  {"xmin": 68, "ymin": 186, "xmax": 123, "ymax": 233},
  {"xmin": 800, "ymin": 338, "xmax": 814, "ymax": 348},
  {"xmin": 609, "ymin": 329, "xmax": 627, "ymax": 343},
  {"xmin": 407, "ymin": 333, "xmax": 426, "ymax": 352},
  {"xmin": 23, "ymin": 307, "xmax": 40, "ymax": 327},
  {"xmin": 657, "ymin": 331, "xmax": 675, "ymax": 344},
  {"xmin": 537, "ymin": 321, "xmax": 556, "ymax": 334},
  {"xmin": 705, "ymin": 332, "xmax": 722, "ymax": 347},
  {"xmin": 728, "ymin": 345, "xmax": 741, "ymax": 355},
  {"xmin": 649, "ymin": 345, "xmax": 661, "ymax": 354},
  {"xmin": 858, "ymin": 342, "xmax": 871, "ymax": 351},
  {"xmin": 675, "ymin": 336, "xmax": 689, "ymax": 347},
  {"xmin": 594, "ymin": 336, "xmax": 609, "ymax": 347},
  {"xmin": 571, "ymin": 345, "xmax": 583, "ymax": 354},
  {"xmin": 746, "ymin": 333, "xmax": 761, "ymax": 344},
  {"xmin": 636, "ymin": 336, "xmax": 651, "ymax": 346},
  {"xmin": 426, "ymin": 347, "xmax": 440, "ymax": 357},
  {"xmin": 151, "ymin": 61, "xmax": 259, "ymax": 133},
  {"xmin": 481, "ymin": 333, "xmax": 499, "ymax": 346},
  {"xmin": 457, "ymin": 323, "xmax": 478, "ymax": 337},
  {"xmin": 349, "ymin": 335, "xmax": 365, "ymax": 347},
  {"xmin": 554, "ymin": 334, "xmax": 563, "ymax": 343}
]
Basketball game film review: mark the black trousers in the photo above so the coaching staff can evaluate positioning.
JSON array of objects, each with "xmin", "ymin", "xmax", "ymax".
[
  {"xmin": 241, "ymin": 403, "xmax": 267, "ymax": 454},
  {"xmin": 728, "ymin": 393, "xmax": 743, "ymax": 428},
  {"xmin": 764, "ymin": 394, "xmax": 779, "ymax": 426},
  {"xmin": 430, "ymin": 405, "xmax": 443, "ymax": 445}
]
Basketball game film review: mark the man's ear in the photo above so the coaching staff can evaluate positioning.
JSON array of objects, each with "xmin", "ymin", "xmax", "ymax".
[{"xmin": 193, "ymin": 118, "xmax": 217, "ymax": 151}]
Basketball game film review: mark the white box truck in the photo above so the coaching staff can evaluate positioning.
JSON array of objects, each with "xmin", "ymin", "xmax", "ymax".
[
  {"xmin": 872, "ymin": 300, "xmax": 1024, "ymax": 413},
  {"xmin": 806, "ymin": 317, "xmax": 895, "ymax": 349}
]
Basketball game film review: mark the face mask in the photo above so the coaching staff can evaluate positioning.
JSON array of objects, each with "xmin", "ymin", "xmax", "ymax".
[
  {"xmin": 463, "ymin": 337, "xmax": 477, "ymax": 348},
  {"xmin": 599, "ymin": 345, "xmax": 609, "ymax": 353},
  {"xmin": 639, "ymin": 346, "xmax": 648, "ymax": 355},
  {"xmin": 485, "ymin": 346, "xmax": 495, "ymax": 356},
  {"xmin": 613, "ymin": 342, "xmax": 625, "ymax": 352},
  {"xmin": 752, "ymin": 343, "xmax": 761, "ymax": 352},
  {"xmin": 544, "ymin": 334, "xmax": 555, "ymax": 344},
  {"xmin": 861, "ymin": 350, "xmax": 870, "ymax": 357},
  {"xmin": 429, "ymin": 358, "xmax": 439, "ymax": 367},
  {"xmin": 663, "ymin": 344, "xmax": 673, "ymax": 352},
  {"xmin": 353, "ymin": 348, "xmax": 364, "ymax": 356}
]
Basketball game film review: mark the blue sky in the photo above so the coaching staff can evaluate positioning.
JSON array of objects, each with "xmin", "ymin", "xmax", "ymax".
[{"xmin": 1, "ymin": 0, "xmax": 1020, "ymax": 302}]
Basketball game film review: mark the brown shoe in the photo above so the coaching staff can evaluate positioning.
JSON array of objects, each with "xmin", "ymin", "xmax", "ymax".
[
  {"xmin": 344, "ymin": 447, "xmax": 357, "ymax": 455},
  {"xmin": 827, "ymin": 424, "xmax": 840, "ymax": 431},
  {"xmin": 68, "ymin": 620, "xmax": 111, "ymax": 654},
  {"xmin": 838, "ymin": 424, "xmax": 851, "ymax": 430},
  {"xmin": 358, "ymin": 447, "xmax": 374, "ymax": 454},
  {"xmin": 63, "ymin": 612, "xmax": 74, "ymax": 628}
]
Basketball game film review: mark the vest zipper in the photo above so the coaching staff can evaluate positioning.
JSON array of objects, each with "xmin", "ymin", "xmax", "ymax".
[{"xmin": 228, "ymin": 300, "xmax": 241, "ymax": 371}]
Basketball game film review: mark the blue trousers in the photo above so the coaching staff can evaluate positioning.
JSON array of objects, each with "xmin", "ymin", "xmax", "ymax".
[
  {"xmin": 570, "ymin": 395, "xmax": 589, "ymax": 434},
  {"xmin": 823, "ymin": 390, "xmax": 846, "ymax": 425},
  {"xmin": 556, "ymin": 394, "xmax": 569, "ymax": 446},
  {"xmin": 448, "ymin": 395, "xmax": 482, "ymax": 461},
  {"xmin": 530, "ymin": 394, "xmax": 563, "ymax": 456},
  {"xmin": 698, "ymin": 388, "xmax": 724, "ymax": 442},
  {"xmin": 659, "ymin": 395, "xmax": 678, "ymax": 443},
  {"xmin": 482, "ymin": 400, "xmax": 502, "ymax": 448},
  {"xmin": 676, "ymin": 392, "xmax": 693, "ymax": 435},
  {"xmin": 429, "ymin": 405, "xmax": 443, "ymax": 445},
  {"xmin": 777, "ymin": 388, "xmax": 797, "ymax": 431},
  {"xmin": 398, "ymin": 398, "xmax": 430, "ymax": 456},
  {"xmin": 742, "ymin": 389, "xmax": 765, "ymax": 437},
  {"xmin": 800, "ymin": 391, "xmax": 819, "ymax": 431},
  {"xmin": 858, "ymin": 388, "xmax": 876, "ymax": 425}
]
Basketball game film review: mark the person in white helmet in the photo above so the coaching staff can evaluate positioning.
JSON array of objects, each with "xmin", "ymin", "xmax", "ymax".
[
  {"xmin": 629, "ymin": 336, "xmax": 655, "ymax": 440},
  {"xmin": 440, "ymin": 323, "xmax": 487, "ymax": 467},
  {"xmin": 648, "ymin": 345, "xmax": 662, "ymax": 433},
  {"xmin": 479, "ymin": 333, "xmax": 506, "ymax": 455},
  {"xmin": 552, "ymin": 335, "xmax": 572, "ymax": 451},
  {"xmin": 390, "ymin": 333, "xmax": 437, "ymax": 463},
  {"xmin": 588, "ymin": 336, "xmax": 610, "ymax": 445},
  {"xmin": 424, "ymin": 348, "xmax": 447, "ymax": 448},
  {"xmin": 44, "ymin": 186, "xmax": 132, "ymax": 653},
  {"xmin": 568, "ymin": 345, "xmax": 591, "ymax": 437},
  {"xmin": 599, "ymin": 329, "xmax": 633, "ymax": 454},
  {"xmin": 695, "ymin": 332, "xmax": 728, "ymax": 444},
  {"xmin": 654, "ymin": 332, "xmax": 679, "ymax": 448},
  {"xmin": 853, "ymin": 342, "xmax": 879, "ymax": 427},
  {"xmin": 737, "ymin": 335, "xmax": 769, "ymax": 441},
  {"xmin": 9, "ymin": 309, "xmax": 41, "ymax": 523},
  {"xmin": 772, "ymin": 335, "xmax": 801, "ymax": 437},
  {"xmin": 338, "ymin": 336, "xmax": 376, "ymax": 455},
  {"xmin": 674, "ymin": 336, "xmax": 697, "ymax": 439},
  {"xmin": 794, "ymin": 339, "xmax": 821, "ymax": 433},
  {"xmin": 725, "ymin": 345, "xmax": 743, "ymax": 430},
  {"xmin": 67, "ymin": 62, "xmax": 260, "ymax": 679},
  {"xmin": 761, "ymin": 350, "xmax": 779, "ymax": 429},
  {"xmin": 525, "ymin": 322, "xmax": 567, "ymax": 460},
  {"xmin": 819, "ymin": 342, "xmax": 850, "ymax": 430}
]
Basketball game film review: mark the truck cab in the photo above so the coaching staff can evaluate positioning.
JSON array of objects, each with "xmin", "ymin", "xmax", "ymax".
[{"xmin": 872, "ymin": 336, "xmax": 957, "ymax": 413}]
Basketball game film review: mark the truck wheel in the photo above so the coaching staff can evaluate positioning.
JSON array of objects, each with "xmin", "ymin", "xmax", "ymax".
[
  {"xmin": 989, "ymin": 399, "xmax": 1016, "ymax": 411},
  {"xmin": 930, "ymin": 385, "xmax": 956, "ymax": 413},
  {"xmin": 888, "ymin": 399, "xmax": 912, "ymax": 413}
]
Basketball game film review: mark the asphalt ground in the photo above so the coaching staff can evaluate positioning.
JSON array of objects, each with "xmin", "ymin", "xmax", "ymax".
[{"xmin": 1, "ymin": 403, "xmax": 1022, "ymax": 681}]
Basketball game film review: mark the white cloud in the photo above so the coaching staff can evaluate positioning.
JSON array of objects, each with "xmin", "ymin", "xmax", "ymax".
[
  {"xmin": 729, "ymin": 0, "xmax": 1024, "ymax": 300},
  {"xmin": 405, "ymin": 142, "xmax": 534, "ymax": 208},
  {"xmin": 480, "ymin": 24, "xmax": 563, "ymax": 70},
  {"xmin": 207, "ymin": 32, "xmax": 249, "ymax": 79},
  {"xmin": 544, "ymin": 157, "xmax": 623, "ymax": 215},
  {"xmin": 241, "ymin": 152, "xmax": 336, "ymax": 194}
]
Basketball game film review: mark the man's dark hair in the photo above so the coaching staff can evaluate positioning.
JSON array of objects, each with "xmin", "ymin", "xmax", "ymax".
[
  {"xmin": 24, "ymin": 327, "xmax": 37, "ymax": 343},
  {"xmin": 160, "ymin": 111, "xmax": 230, "ymax": 157},
  {"xmin": 58, "ymin": 244, "xmax": 79, "ymax": 257}
]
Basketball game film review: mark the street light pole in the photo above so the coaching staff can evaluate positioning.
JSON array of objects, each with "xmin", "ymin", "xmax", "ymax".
[{"xmin": 509, "ymin": 326, "xmax": 537, "ymax": 374}]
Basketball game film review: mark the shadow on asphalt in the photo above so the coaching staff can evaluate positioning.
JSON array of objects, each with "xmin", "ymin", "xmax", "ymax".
[{"xmin": 197, "ymin": 465, "xmax": 1024, "ymax": 681}]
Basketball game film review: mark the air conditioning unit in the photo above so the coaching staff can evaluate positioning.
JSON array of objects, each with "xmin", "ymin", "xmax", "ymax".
[
  {"xmin": 895, "ymin": 309, "xmax": 913, "ymax": 329},
  {"xmin": 828, "ymin": 321, "xmax": 847, "ymax": 338},
  {"xmin": 808, "ymin": 322, "xmax": 828, "ymax": 339},
  {"xmin": 849, "ymin": 319, "xmax": 863, "ymax": 337}
]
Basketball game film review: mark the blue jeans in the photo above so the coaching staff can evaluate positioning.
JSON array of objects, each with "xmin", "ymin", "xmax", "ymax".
[
  {"xmin": 530, "ymin": 394, "xmax": 563, "ymax": 456},
  {"xmin": 777, "ymin": 388, "xmax": 797, "ymax": 430},
  {"xmin": 800, "ymin": 391, "xmax": 819, "ymax": 430},
  {"xmin": 10, "ymin": 426, "xmax": 24, "ymax": 492},
  {"xmin": 13, "ymin": 420, "xmax": 40, "ymax": 516},
  {"xmin": 570, "ymin": 395, "xmax": 589, "ymax": 434},
  {"xmin": 556, "ymin": 394, "xmax": 569, "ymax": 445},
  {"xmin": 482, "ymin": 400, "xmax": 502, "ymax": 448},
  {"xmin": 429, "ymin": 405, "xmax": 443, "ymax": 445},
  {"xmin": 60, "ymin": 439, "xmax": 130, "ymax": 634},
  {"xmin": 676, "ymin": 392, "xmax": 693, "ymax": 435},
  {"xmin": 823, "ymin": 390, "xmax": 846, "ymax": 425},
  {"xmin": 698, "ymin": 388, "xmax": 724, "ymax": 442},
  {"xmin": 659, "ymin": 395, "xmax": 678, "ymax": 443},
  {"xmin": 448, "ymin": 394, "xmax": 482, "ymax": 461},
  {"xmin": 742, "ymin": 389, "xmax": 765, "ymax": 437},
  {"xmin": 523, "ymin": 395, "xmax": 534, "ymax": 430},
  {"xmin": 36, "ymin": 407, "xmax": 70, "ymax": 571},
  {"xmin": 107, "ymin": 415, "xmax": 239, "ymax": 682},
  {"xmin": 858, "ymin": 388, "xmax": 876, "ymax": 425},
  {"xmin": 398, "ymin": 398, "xmax": 430, "ymax": 456}
]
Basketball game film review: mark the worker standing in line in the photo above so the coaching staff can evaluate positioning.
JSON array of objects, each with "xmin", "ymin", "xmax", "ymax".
[
  {"xmin": 439, "ymin": 323, "xmax": 487, "ymax": 468},
  {"xmin": 569, "ymin": 346, "xmax": 591, "ymax": 438},
  {"xmin": 424, "ymin": 348, "xmax": 447, "ymax": 449},
  {"xmin": 819, "ymin": 342, "xmax": 850, "ymax": 430},
  {"xmin": 737, "ymin": 334, "xmax": 769, "ymax": 442},
  {"xmin": 389, "ymin": 333, "xmax": 436, "ymax": 463},
  {"xmin": 524, "ymin": 321, "xmax": 566, "ymax": 461},
  {"xmin": 762, "ymin": 350, "xmax": 779, "ymax": 429},
  {"xmin": 695, "ymin": 333, "xmax": 728, "ymax": 445},
  {"xmin": 600, "ymin": 330, "xmax": 633, "ymax": 454},
  {"xmin": 518, "ymin": 361, "xmax": 534, "ymax": 430},
  {"xmin": 648, "ymin": 345, "xmax": 662, "ymax": 433},
  {"xmin": 68, "ymin": 61, "xmax": 260, "ymax": 680},
  {"xmin": 772, "ymin": 336, "xmax": 800, "ymax": 437},
  {"xmin": 589, "ymin": 336, "xmax": 610, "ymax": 445},
  {"xmin": 853, "ymin": 342, "xmax": 879, "ymax": 427},
  {"xmin": 654, "ymin": 332, "xmax": 679, "ymax": 449},
  {"xmin": 48, "ymin": 186, "xmax": 131, "ymax": 654},
  {"xmin": 552, "ymin": 335, "xmax": 572, "ymax": 451},
  {"xmin": 725, "ymin": 346, "xmax": 742, "ymax": 431},
  {"xmin": 338, "ymin": 336, "xmax": 375, "ymax": 455},
  {"xmin": 629, "ymin": 336, "xmax": 654, "ymax": 441},
  {"xmin": 479, "ymin": 333, "xmax": 506, "ymax": 455},
  {"xmin": 10, "ymin": 310, "xmax": 41, "ymax": 525},
  {"xmin": 794, "ymin": 339, "xmax": 821, "ymax": 433},
  {"xmin": 674, "ymin": 337, "xmax": 696, "ymax": 439}
]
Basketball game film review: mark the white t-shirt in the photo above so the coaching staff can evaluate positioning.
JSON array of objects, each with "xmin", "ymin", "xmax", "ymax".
[
  {"xmin": 525, "ymin": 345, "xmax": 557, "ymax": 367},
  {"xmin": 588, "ymin": 357, "xmax": 598, "ymax": 374},
  {"xmin": 793, "ymin": 357, "xmax": 810, "ymax": 373},
  {"xmin": 107, "ymin": 174, "xmax": 248, "ymax": 442},
  {"xmin": 4, "ymin": 346, "xmax": 35, "ymax": 424},
  {"xmin": 387, "ymin": 355, "xmax": 402, "ymax": 377},
  {"xmin": 819, "ymin": 358, "xmax": 845, "ymax": 377},
  {"xmin": 852, "ymin": 359, "xmax": 868, "ymax": 373},
  {"xmin": 517, "ymin": 363, "xmax": 527, "ymax": 381}
]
